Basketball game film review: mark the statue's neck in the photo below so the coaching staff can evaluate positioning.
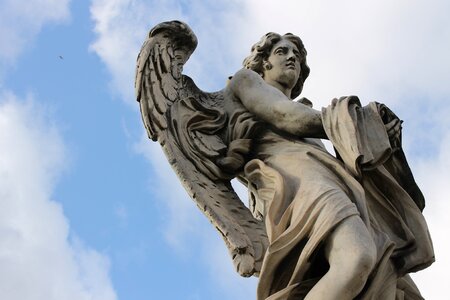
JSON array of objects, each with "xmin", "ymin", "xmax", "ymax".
[{"xmin": 264, "ymin": 79, "xmax": 292, "ymax": 99}]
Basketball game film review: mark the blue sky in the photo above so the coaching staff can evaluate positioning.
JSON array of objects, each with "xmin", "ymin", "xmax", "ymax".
[{"xmin": 1, "ymin": 0, "xmax": 449, "ymax": 299}]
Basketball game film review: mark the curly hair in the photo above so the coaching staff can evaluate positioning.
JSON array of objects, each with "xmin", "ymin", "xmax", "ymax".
[{"xmin": 243, "ymin": 32, "xmax": 310, "ymax": 99}]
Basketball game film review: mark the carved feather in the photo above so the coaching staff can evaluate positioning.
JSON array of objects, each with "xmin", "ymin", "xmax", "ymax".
[{"xmin": 136, "ymin": 20, "xmax": 268, "ymax": 276}]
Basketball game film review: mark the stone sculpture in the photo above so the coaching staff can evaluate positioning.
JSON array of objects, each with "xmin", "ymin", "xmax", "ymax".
[{"xmin": 135, "ymin": 21, "xmax": 434, "ymax": 299}]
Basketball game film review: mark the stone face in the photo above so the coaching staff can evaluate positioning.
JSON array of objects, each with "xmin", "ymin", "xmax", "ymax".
[{"xmin": 136, "ymin": 21, "xmax": 434, "ymax": 299}]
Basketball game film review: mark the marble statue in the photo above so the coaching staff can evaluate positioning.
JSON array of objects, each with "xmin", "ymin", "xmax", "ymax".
[{"xmin": 135, "ymin": 21, "xmax": 434, "ymax": 299}]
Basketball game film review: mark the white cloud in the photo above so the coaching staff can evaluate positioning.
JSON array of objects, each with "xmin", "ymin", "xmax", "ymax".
[
  {"xmin": 133, "ymin": 134, "xmax": 202, "ymax": 253},
  {"xmin": 89, "ymin": 0, "xmax": 251, "ymax": 104},
  {"xmin": 409, "ymin": 114, "xmax": 450, "ymax": 299},
  {"xmin": 90, "ymin": 0, "xmax": 450, "ymax": 297},
  {"xmin": 239, "ymin": 0, "xmax": 450, "ymax": 107},
  {"xmin": 240, "ymin": 3, "xmax": 450, "ymax": 297},
  {"xmin": 134, "ymin": 134, "xmax": 257, "ymax": 298},
  {"xmin": 203, "ymin": 235, "xmax": 258, "ymax": 299},
  {"xmin": 0, "ymin": 0, "xmax": 71, "ymax": 73},
  {"xmin": 90, "ymin": 0, "xmax": 252, "ymax": 254},
  {"xmin": 0, "ymin": 92, "xmax": 117, "ymax": 300},
  {"xmin": 90, "ymin": 0, "xmax": 156, "ymax": 103}
]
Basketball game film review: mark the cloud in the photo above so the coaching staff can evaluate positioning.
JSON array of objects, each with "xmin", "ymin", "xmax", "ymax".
[
  {"xmin": 409, "ymin": 109, "xmax": 450, "ymax": 299},
  {"xmin": 89, "ymin": 0, "xmax": 251, "ymax": 105},
  {"xmin": 0, "ymin": 92, "xmax": 117, "ymax": 300},
  {"xmin": 90, "ymin": 0, "xmax": 450, "ymax": 298},
  {"xmin": 203, "ymin": 235, "xmax": 258, "ymax": 299},
  {"xmin": 133, "ymin": 133, "xmax": 202, "ymax": 253},
  {"xmin": 134, "ymin": 134, "xmax": 257, "ymax": 297},
  {"xmin": 239, "ymin": 3, "xmax": 450, "ymax": 297},
  {"xmin": 90, "ymin": 0, "xmax": 251, "ymax": 252},
  {"xmin": 90, "ymin": 2, "xmax": 256, "ymax": 295},
  {"xmin": 89, "ymin": 0, "xmax": 154, "ymax": 103},
  {"xmin": 0, "ymin": 0, "xmax": 71, "ymax": 75},
  {"xmin": 239, "ymin": 0, "xmax": 450, "ymax": 107}
]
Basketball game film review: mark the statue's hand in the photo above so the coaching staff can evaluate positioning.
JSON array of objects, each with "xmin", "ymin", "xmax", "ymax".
[{"xmin": 233, "ymin": 252, "xmax": 256, "ymax": 277}]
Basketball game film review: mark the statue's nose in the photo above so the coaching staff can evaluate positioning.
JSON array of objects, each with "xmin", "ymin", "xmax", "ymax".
[{"xmin": 286, "ymin": 51, "xmax": 296, "ymax": 61}]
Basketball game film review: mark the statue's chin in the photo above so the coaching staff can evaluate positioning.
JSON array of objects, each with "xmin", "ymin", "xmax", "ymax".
[{"xmin": 278, "ymin": 72, "xmax": 298, "ymax": 90}]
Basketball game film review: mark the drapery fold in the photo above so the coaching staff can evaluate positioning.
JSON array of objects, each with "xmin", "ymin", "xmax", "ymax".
[{"xmin": 245, "ymin": 97, "xmax": 433, "ymax": 299}]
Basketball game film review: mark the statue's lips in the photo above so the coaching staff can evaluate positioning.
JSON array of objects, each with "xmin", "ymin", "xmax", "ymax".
[{"xmin": 286, "ymin": 62, "xmax": 296, "ymax": 69}]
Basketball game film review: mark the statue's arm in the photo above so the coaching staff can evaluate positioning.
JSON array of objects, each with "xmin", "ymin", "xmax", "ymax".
[{"xmin": 228, "ymin": 69, "xmax": 327, "ymax": 138}]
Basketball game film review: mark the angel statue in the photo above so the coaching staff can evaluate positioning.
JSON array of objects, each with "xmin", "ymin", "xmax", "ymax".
[{"xmin": 135, "ymin": 21, "xmax": 434, "ymax": 300}]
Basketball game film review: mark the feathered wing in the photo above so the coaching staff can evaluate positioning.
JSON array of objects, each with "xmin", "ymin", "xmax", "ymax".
[{"xmin": 135, "ymin": 21, "xmax": 268, "ymax": 276}]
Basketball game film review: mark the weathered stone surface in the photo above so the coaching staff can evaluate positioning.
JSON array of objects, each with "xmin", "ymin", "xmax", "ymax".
[{"xmin": 136, "ymin": 20, "xmax": 434, "ymax": 299}]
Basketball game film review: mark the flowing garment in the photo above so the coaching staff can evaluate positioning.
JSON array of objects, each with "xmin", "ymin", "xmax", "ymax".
[{"xmin": 243, "ymin": 97, "xmax": 434, "ymax": 300}]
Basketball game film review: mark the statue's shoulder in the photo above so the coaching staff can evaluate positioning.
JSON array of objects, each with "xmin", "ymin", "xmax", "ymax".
[{"xmin": 228, "ymin": 69, "xmax": 261, "ymax": 89}]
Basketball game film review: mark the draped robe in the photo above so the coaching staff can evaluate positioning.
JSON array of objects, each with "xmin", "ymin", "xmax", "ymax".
[{"xmin": 242, "ymin": 97, "xmax": 434, "ymax": 300}]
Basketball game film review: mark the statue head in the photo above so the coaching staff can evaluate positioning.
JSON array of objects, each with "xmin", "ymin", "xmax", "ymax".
[{"xmin": 243, "ymin": 32, "xmax": 310, "ymax": 99}]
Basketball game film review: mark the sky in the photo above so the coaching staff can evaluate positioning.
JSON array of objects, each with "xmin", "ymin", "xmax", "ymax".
[{"xmin": 0, "ymin": 0, "xmax": 449, "ymax": 299}]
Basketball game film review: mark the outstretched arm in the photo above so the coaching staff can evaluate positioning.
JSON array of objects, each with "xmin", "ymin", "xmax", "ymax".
[{"xmin": 228, "ymin": 69, "xmax": 327, "ymax": 138}]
